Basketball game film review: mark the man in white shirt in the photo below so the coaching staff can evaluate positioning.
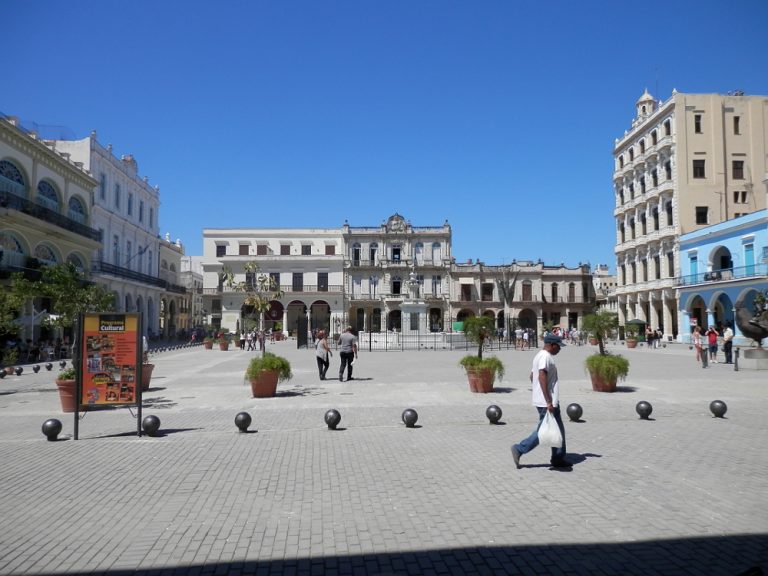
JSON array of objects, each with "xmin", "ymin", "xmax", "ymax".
[
  {"xmin": 722, "ymin": 323, "xmax": 734, "ymax": 364},
  {"xmin": 511, "ymin": 334, "xmax": 570, "ymax": 469}
]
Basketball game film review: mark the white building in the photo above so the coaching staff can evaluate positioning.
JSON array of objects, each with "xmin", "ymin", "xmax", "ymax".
[
  {"xmin": 181, "ymin": 255, "xmax": 205, "ymax": 330},
  {"xmin": 52, "ymin": 133, "xmax": 165, "ymax": 337},
  {"xmin": 613, "ymin": 90, "xmax": 768, "ymax": 340}
]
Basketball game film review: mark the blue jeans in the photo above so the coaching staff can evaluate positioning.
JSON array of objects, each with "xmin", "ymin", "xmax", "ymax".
[{"xmin": 514, "ymin": 406, "xmax": 567, "ymax": 462}]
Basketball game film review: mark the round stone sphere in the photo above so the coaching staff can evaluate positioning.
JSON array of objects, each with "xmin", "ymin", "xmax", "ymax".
[
  {"xmin": 234, "ymin": 412, "xmax": 252, "ymax": 432},
  {"xmin": 324, "ymin": 409, "xmax": 341, "ymax": 430},
  {"xmin": 402, "ymin": 408, "xmax": 419, "ymax": 428},
  {"xmin": 142, "ymin": 415, "xmax": 161, "ymax": 436},
  {"xmin": 710, "ymin": 400, "xmax": 727, "ymax": 418},
  {"xmin": 14, "ymin": 366, "xmax": 23, "ymax": 376},
  {"xmin": 59, "ymin": 361, "xmax": 67, "ymax": 369},
  {"xmin": 0, "ymin": 370, "xmax": 5, "ymax": 379},
  {"xmin": 41, "ymin": 418, "xmax": 62, "ymax": 441},
  {"xmin": 485, "ymin": 405, "xmax": 502, "ymax": 424},
  {"xmin": 33, "ymin": 365, "xmax": 41, "ymax": 373},
  {"xmin": 45, "ymin": 363, "xmax": 53, "ymax": 371},
  {"xmin": 566, "ymin": 403, "xmax": 583, "ymax": 422},
  {"xmin": 636, "ymin": 401, "xmax": 653, "ymax": 420}
]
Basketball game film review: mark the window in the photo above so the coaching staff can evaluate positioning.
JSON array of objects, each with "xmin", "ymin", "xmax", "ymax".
[
  {"xmin": 139, "ymin": 200, "xmax": 144, "ymax": 222},
  {"xmin": 280, "ymin": 244, "xmax": 291, "ymax": 256},
  {"xmin": 352, "ymin": 243, "xmax": 361, "ymax": 264},
  {"xmin": 619, "ymin": 155, "xmax": 624, "ymax": 168},
  {"xmin": 629, "ymin": 218, "xmax": 636, "ymax": 239},
  {"xmin": 431, "ymin": 275, "xmax": 441, "ymax": 296},
  {"xmin": 693, "ymin": 159, "xmax": 706, "ymax": 178},
  {"xmin": 651, "ymin": 169, "xmax": 658, "ymax": 187},
  {"xmin": 629, "ymin": 183, "xmax": 635, "ymax": 199},
  {"xmin": 292, "ymin": 272, "xmax": 303, "ymax": 292},
  {"xmin": 629, "ymin": 147, "xmax": 634, "ymax": 161},
  {"xmin": 392, "ymin": 245, "xmax": 401, "ymax": 262},
  {"xmin": 551, "ymin": 283, "xmax": 558, "ymax": 302},
  {"xmin": 239, "ymin": 244, "xmax": 249, "ymax": 256},
  {"xmin": 522, "ymin": 281, "xmax": 532, "ymax": 301},
  {"xmin": 127, "ymin": 193, "xmax": 133, "ymax": 216},
  {"xmin": 126, "ymin": 241, "xmax": 132, "ymax": 268},
  {"xmin": 619, "ymin": 189, "xmax": 625, "ymax": 204},
  {"xmin": 318, "ymin": 272, "xmax": 328, "ymax": 292},
  {"xmin": 734, "ymin": 116, "xmax": 740, "ymax": 135},
  {"xmin": 653, "ymin": 207, "xmax": 659, "ymax": 231},
  {"xmin": 301, "ymin": 244, "xmax": 311, "ymax": 256},
  {"xmin": 147, "ymin": 250, "xmax": 152, "ymax": 276},
  {"xmin": 392, "ymin": 276, "xmax": 402, "ymax": 295},
  {"xmin": 654, "ymin": 255, "xmax": 661, "ymax": 280},
  {"xmin": 432, "ymin": 242, "xmax": 441, "ymax": 262},
  {"xmin": 100, "ymin": 173, "xmax": 106, "ymax": 200},
  {"xmin": 639, "ymin": 139, "xmax": 645, "ymax": 153},
  {"xmin": 664, "ymin": 160, "xmax": 672, "ymax": 180},
  {"xmin": 732, "ymin": 160, "xmax": 744, "ymax": 180},
  {"xmin": 620, "ymin": 265, "xmax": 626, "ymax": 286},
  {"xmin": 619, "ymin": 222, "xmax": 625, "ymax": 243},
  {"xmin": 631, "ymin": 262, "xmax": 636, "ymax": 284},
  {"xmin": 216, "ymin": 245, "xmax": 226, "ymax": 257},
  {"xmin": 114, "ymin": 184, "xmax": 120, "ymax": 208},
  {"xmin": 461, "ymin": 284, "xmax": 471, "ymax": 301},
  {"xmin": 369, "ymin": 275, "xmax": 379, "ymax": 297},
  {"xmin": 640, "ymin": 176, "xmax": 646, "ymax": 194},
  {"xmin": 651, "ymin": 130, "xmax": 658, "ymax": 145},
  {"xmin": 695, "ymin": 206, "xmax": 708, "ymax": 225},
  {"xmin": 481, "ymin": 283, "xmax": 493, "ymax": 302},
  {"xmin": 665, "ymin": 202, "xmax": 673, "ymax": 226},
  {"xmin": 113, "ymin": 235, "xmax": 120, "ymax": 266},
  {"xmin": 642, "ymin": 259, "xmax": 648, "ymax": 282},
  {"xmin": 326, "ymin": 244, "xmax": 336, "ymax": 256},
  {"xmin": 664, "ymin": 120, "xmax": 671, "ymax": 136},
  {"xmin": 368, "ymin": 243, "xmax": 377, "ymax": 261},
  {"xmin": 640, "ymin": 213, "xmax": 647, "ymax": 235},
  {"xmin": 733, "ymin": 190, "xmax": 748, "ymax": 204},
  {"xmin": 270, "ymin": 272, "xmax": 280, "ymax": 289},
  {"xmin": 414, "ymin": 242, "xmax": 424, "ymax": 264},
  {"xmin": 257, "ymin": 244, "xmax": 267, "ymax": 255},
  {"xmin": 149, "ymin": 207, "xmax": 154, "ymax": 228},
  {"xmin": 694, "ymin": 114, "xmax": 702, "ymax": 133}
]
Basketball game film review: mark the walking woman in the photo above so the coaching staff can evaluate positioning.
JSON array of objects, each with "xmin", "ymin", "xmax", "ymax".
[{"xmin": 315, "ymin": 330, "xmax": 332, "ymax": 380}]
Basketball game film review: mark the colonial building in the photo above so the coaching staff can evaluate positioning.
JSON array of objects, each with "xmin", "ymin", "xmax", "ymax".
[
  {"xmin": 180, "ymin": 255, "xmax": 205, "ymax": 330},
  {"xmin": 450, "ymin": 259, "xmax": 596, "ymax": 334},
  {"xmin": 0, "ymin": 114, "xmax": 101, "ymax": 342},
  {"xmin": 201, "ymin": 228, "xmax": 345, "ymax": 337},
  {"xmin": 52, "ymin": 133, "xmax": 166, "ymax": 337},
  {"xmin": 613, "ymin": 90, "xmax": 768, "ymax": 340},
  {"xmin": 342, "ymin": 213, "xmax": 452, "ymax": 333},
  {"xmin": 159, "ymin": 234, "xmax": 187, "ymax": 338}
]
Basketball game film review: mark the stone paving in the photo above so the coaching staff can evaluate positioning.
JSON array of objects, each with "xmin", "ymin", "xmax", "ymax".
[{"xmin": 0, "ymin": 339, "xmax": 766, "ymax": 575}]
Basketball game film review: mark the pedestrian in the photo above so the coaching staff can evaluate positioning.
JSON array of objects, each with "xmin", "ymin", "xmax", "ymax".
[
  {"xmin": 511, "ymin": 334, "xmax": 570, "ymax": 469},
  {"xmin": 692, "ymin": 326, "xmax": 707, "ymax": 368},
  {"xmin": 706, "ymin": 326, "xmax": 719, "ymax": 363},
  {"xmin": 315, "ymin": 330, "xmax": 332, "ymax": 380},
  {"xmin": 246, "ymin": 330, "xmax": 253, "ymax": 351},
  {"xmin": 522, "ymin": 328, "xmax": 530, "ymax": 350},
  {"xmin": 722, "ymin": 323, "xmax": 734, "ymax": 364},
  {"xmin": 337, "ymin": 326, "xmax": 358, "ymax": 382},
  {"xmin": 645, "ymin": 326, "xmax": 654, "ymax": 350}
]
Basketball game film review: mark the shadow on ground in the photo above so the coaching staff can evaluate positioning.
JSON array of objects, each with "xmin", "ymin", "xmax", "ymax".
[{"xmin": 48, "ymin": 535, "xmax": 767, "ymax": 575}]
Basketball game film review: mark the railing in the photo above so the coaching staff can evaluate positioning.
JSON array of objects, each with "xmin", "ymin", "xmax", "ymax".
[
  {"xmin": 93, "ymin": 260, "xmax": 166, "ymax": 288},
  {"xmin": 280, "ymin": 285, "xmax": 344, "ymax": 293},
  {"xmin": 1, "ymin": 192, "xmax": 102, "ymax": 242},
  {"xmin": 347, "ymin": 331, "xmax": 539, "ymax": 352},
  {"xmin": 347, "ymin": 291, "xmax": 449, "ymax": 301},
  {"xmin": 676, "ymin": 264, "xmax": 767, "ymax": 286}
]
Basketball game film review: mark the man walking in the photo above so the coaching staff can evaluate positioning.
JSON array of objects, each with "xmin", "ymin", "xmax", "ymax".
[
  {"xmin": 337, "ymin": 326, "xmax": 358, "ymax": 382},
  {"xmin": 511, "ymin": 334, "xmax": 570, "ymax": 469},
  {"xmin": 722, "ymin": 323, "xmax": 734, "ymax": 364}
]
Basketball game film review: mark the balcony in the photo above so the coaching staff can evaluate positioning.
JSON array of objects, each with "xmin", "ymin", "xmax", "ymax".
[
  {"xmin": 280, "ymin": 285, "xmax": 343, "ymax": 294},
  {"xmin": 675, "ymin": 264, "xmax": 767, "ymax": 287},
  {"xmin": 1, "ymin": 191, "xmax": 101, "ymax": 242},
  {"xmin": 93, "ymin": 260, "xmax": 166, "ymax": 288}
]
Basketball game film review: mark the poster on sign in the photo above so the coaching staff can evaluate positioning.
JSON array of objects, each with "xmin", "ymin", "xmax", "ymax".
[{"xmin": 80, "ymin": 313, "xmax": 142, "ymax": 408}]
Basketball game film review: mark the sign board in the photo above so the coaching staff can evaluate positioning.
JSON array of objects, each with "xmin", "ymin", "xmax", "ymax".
[{"xmin": 80, "ymin": 313, "xmax": 142, "ymax": 407}]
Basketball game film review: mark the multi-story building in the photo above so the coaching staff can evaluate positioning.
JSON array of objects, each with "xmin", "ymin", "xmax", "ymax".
[
  {"xmin": 342, "ymin": 213, "xmax": 452, "ymax": 333},
  {"xmin": 202, "ymin": 228, "xmax": 345, "ymax": 336},
  {"xmin": 450, "ymin": 259, "xmax": 596, "ymax": 334},
  {"xmin": 613, "ymin": 90, "xmax": 767, "ymax": 340},
  {"xmin": 592, "ymin": 264, "xmax": 618, "ymax": 313},
  {"xmin": 159, "ymin": 234, "xmax": 188, "ymax": 338},
  {"xmin": 180, "ymin": 255, "xmax": 205, "ymax": 330},
  {"xmin": 52, "ymin": 133, "xmax": 166, "ymax": 337},
  {"xmin": 0, "ymin": 114, "xmax": 101, "ymax": 342}
]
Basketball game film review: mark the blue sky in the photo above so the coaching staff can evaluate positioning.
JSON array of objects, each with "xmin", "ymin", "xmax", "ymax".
[{"xmin": 5, "ymin": 0, "xmax": 768, "ymax": 270}]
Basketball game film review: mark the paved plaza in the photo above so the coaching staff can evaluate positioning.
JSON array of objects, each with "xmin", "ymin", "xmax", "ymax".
[{"xmin": 0, "ymin": 339, "xmax": 766, "ymax": 575}]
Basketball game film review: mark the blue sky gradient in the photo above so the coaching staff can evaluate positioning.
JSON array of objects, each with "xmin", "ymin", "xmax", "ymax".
[{"xmin": 5, "ymin": 1, "xmax": 768, "ymax": 269}]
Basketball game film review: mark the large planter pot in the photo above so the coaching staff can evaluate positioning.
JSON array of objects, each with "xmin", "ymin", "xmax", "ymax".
[
  {"xmin": 141, "ymin": 363, "xmax": 154, "ymax": 391},
  {"xmin": 589, "ymin": 337, "xmax": 598, "ymax": 346},
  {"xmin": 56, "ymin": 379, "xmax": 79, "ymax": 412},
  {"xmin": 589, "ymin": 371, "xmax": 617, "ymax": 393},
  {"xmin": 218, "ymin": 342, "xmax": 230, "ymax": 351},
  {"xmin": 249, "ymin": 370, "xmax": 279, "ymax": 398},
  {"xmin": 203, "ymin": 341, "xmax": 213, "ymax": 350},
  {"xmin": 625, "ymin": 339, "xmax": 638, "ymax": 349},
  {"xmin": 466, "ymin": 368, "xmax": 495, "ymax": 393}
]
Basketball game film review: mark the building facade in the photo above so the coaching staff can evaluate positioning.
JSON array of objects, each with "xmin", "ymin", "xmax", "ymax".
[
  {"xmin": 613, "ymin": 90, "xmax": 768, "ymax": 340},
  {"xmin": 181, "ymin": 255, "xmax": 205, "ymax": 331},
  {"xmin": 159, "ymin": 234, "xmax": 187, "ymax": 338},
  {"xmin": 52, "ymin": 133, "xmax": 167, "ymax": 337},
  {"xmin": 1, "ymin": 114, "xmax": 101, "ymax": 342}
]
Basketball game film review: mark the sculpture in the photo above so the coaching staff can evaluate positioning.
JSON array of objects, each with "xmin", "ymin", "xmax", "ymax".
[{"xmin": 735, "ymin": 290, "xmax": 768, "ymax": 348}]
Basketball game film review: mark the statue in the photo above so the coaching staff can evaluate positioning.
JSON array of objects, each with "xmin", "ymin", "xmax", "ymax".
[{"xmin": 735, "ymin": 289, "xmax": 768, "ymax": 349}]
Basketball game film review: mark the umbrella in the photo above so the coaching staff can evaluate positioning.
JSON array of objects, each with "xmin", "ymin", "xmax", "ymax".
[{"xmin": 625, "ymin": 319, "xmax": 647, "ymax": 325}]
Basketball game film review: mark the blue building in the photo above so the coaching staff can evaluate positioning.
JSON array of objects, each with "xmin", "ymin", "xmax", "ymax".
[{"xmin": 677, "ymin": 209, "xmax": 767, "ymax": 345}]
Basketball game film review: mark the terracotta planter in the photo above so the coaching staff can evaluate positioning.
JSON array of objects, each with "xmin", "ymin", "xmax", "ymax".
[
  {"xmin": 466, "ymin": 368, "xmax": 495, "ymax": 393},
  {"xmin": 141, "ymin": 363, "xmax": 155, "ymax": 391},
  {"xmin": 218, "ymin": 342, "xmax": 230, "ymax": 351},
  {"xmin": 56, "ymin": 379, "xmax": 79, "ymax": 412},
  {"xmin": 203, "ymin": 341, "xmax": 213, "ymax": 349},
  {"xmin": 589, "ymin": 371, "xmax": 617, "ymax": 393},
  {"xmin": 589, "ymin": 337, "xmax": 598, "ymax": 346},
  {"xmin": 249, "ymin": 370, "xmax": 279, "ymax": 398},
  {"xmin": 626, "ymin": 339, "xmax": 638, "ymax": 349}
]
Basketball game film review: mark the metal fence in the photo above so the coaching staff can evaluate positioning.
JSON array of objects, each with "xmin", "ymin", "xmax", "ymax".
[{"xmin": 327, "ymin": 332, "xmax": 539, "ymax": 352}]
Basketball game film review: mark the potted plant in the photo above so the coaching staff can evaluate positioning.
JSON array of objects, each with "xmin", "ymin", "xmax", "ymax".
[
  {"xmin": 245, "ymin": 352, "xmax": 292, "ymax": 398},
  {"xmin": 216, "ymin": 335, "xmax": 230, "ymax": 351},
  {"xmin": 582, "ymin": 311, "xmax": 630, "ymax": 393},
  {"xmin": 624, "ymin": 323, "xmax": 640, "ymax": 348},
  {"xmin": 3, "ymin": 348, "xmax": 19, "ymax": 375},
  {"xmin": 55, "ymin": 366, "xmax": 78, "ymax": 412},
  {"xmin": 234, "ymin": 330, "xmax": 241, "ymax": 348},
  {"xmin": 459, "ymin": 316, "xmax": 504, "ymax": 393},
  {"xmin": 203, "ymin": 336, "xmax": 214, "ymax": 349}
]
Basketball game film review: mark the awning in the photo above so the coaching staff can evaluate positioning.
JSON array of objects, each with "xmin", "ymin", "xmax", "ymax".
[{"xmin": 459, "ymin": 278, "xmax": 474, "ymax": 285}]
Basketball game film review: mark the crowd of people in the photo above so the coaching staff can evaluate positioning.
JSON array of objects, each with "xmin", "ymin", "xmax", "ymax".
[{"xmin": 691, "ymin": 323, "xmax": 734, "ymax": 367}]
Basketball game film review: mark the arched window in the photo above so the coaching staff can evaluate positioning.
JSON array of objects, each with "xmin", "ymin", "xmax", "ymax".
[
  {"xmin": 522, "ymin": 281, "xmax": 532, "ymax": 301},
  {"xmin": 551, "ymin": 283, "xmax": 559, "ymax": 302},
  {"xmin": 414, "ymin": 242, "xmax": 424, "ymax": 264},
  {"xmin": 392, "ymin": 276, "xmax": 402, "ymax": 295},
  {"xmin": 369, "ymin": 242, "xmax": 378, "ymax": 263},
  {"xmin": 161, "ymin": 260, "xmax": 169, "ymax": 270},
  {"xmin": 66, "ymin": 253, "xmax": 86, "ymax": 272},
  {"xmin": 0, "ymin": 231, "xmax": 26, "ymax": 267},
  {"xmin": 0, "ymin": 160, "xmax": 26, "ymax": 197},
  {"xmin": 36, "ymin": 180, "xmax": 60, "ymax": 211},
  {"xmin": 170, "ymin": 263, "xmax": 176, "ymax": 272},
  {"xmin": 431, "ymin": 242, "xmax": 441, "ymax": 263},
  {"xmin": 568, "ymin": 282, "xmax": 576, "ymax": 303},
  {"xmin": 352, "ymin": 242, "xmax": 361, "ymax": 265},
  {"xmin": 664, "ymin": 119, "xmax": 671, "ymax": 136},
  {"xmin": 34, "ymin": 244, "xmax": 58, "ymax": 266},
  {"xmin": 68, "ymin": 196, "xmax": 87, "ymax": 223}
]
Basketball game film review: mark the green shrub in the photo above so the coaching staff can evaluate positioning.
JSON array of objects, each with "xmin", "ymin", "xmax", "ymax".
[
  {"xmin": 584, "ymin": 353, "xmax": 629, "ymax": 382},
  {"xmin": 245, "ymin": 353, "xmax": 292, "ymax": 382},
  {"xmin": 459, "ymin": 355, "xmax": 505, "ymax": 380},
  {"xmin": 58, "ymin": 366, "xmax": 76, "ymax": 380}
]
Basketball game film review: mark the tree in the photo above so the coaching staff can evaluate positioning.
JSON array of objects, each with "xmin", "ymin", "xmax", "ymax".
[
  {"xmin": 495, "ymin": 266, "xmax": 519, "ymax": 338},
  {"xmin": 582, "ymin": 310, "xmax": 618, "ymax": 356},
  {"xmin": 463, "ymin": 316, "xmax": 496, "ymax": 360},
  {"xmin": 223, "ymin": 261, "xmax": 284, "ymax": 357}
]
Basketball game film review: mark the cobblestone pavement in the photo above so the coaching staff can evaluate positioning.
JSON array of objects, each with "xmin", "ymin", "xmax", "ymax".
[{"xmin": 1, "ymin": 340, "xmax": 766, "ymax": 575}]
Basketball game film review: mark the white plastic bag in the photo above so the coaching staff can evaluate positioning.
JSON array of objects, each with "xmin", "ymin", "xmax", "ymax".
[{"xmin": 537, "ymin": 411, "xmax": 563, "ymax": 447}]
